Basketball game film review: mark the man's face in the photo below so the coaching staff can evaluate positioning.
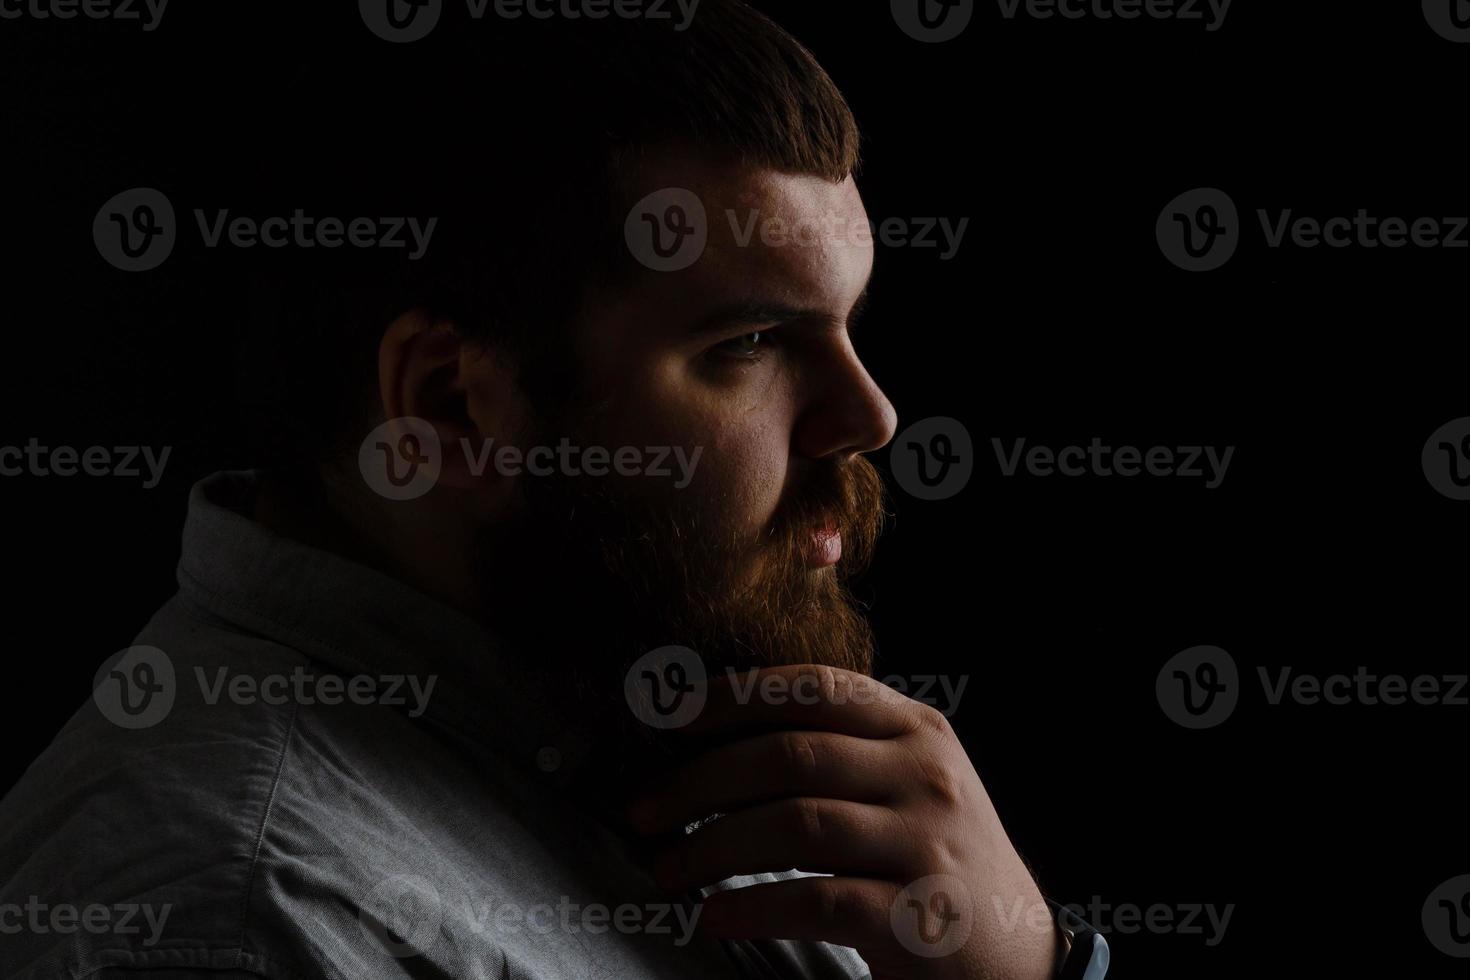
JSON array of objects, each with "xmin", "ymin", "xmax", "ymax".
[
  {"xmin": 475, "ymin": 149, "xmax": 896, "ymax": 735},
  {"xmin": 574, "ymin": 150, "xmax": 893, "ymax": 566}
]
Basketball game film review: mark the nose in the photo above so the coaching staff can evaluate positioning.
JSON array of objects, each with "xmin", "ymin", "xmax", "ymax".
[{"xmin": 792, "ymin": 337, "xmax": 898, "ymax": 462}]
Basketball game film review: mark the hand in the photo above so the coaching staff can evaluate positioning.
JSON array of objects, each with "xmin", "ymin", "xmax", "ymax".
[{"xmin": 625, "ymin": 664, "xmax": 1062, "ymax": 980}]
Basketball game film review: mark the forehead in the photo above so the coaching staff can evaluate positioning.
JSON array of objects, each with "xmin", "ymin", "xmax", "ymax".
[{"xmin": 595, "ymin": 148, "xmax": 874, "ymax": 340}]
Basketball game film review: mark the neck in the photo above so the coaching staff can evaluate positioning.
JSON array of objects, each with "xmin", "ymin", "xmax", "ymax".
[{"xmin": 252, "ymin": 466, "xmax": 486, "ymax": 623}]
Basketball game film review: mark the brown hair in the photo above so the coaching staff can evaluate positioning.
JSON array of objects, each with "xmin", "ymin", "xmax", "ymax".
[{"xmin": 233, "ymin": 0, "xmax": 862, "ymax": 474}]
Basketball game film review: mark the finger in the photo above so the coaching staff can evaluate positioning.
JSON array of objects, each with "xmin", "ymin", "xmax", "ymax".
[
  {"xmin": 651, "ymin": 798, "xmax": 912, "ymax": 893},
  {"xmin": 628, "ymin": 730, "xmax": 898, "ymax": 834},
  {"xmin": 686, "ymin": 664, "xmax": 929, "ymax": 740}
]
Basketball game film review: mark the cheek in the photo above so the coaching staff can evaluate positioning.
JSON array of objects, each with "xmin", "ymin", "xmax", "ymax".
[
  {"xmin": 590, "ymin": 365, "xmax": 793, "ymax": 533},
  {"xmin": 693, "ymin": 421, "xmax": 789, "ymax": 535}
]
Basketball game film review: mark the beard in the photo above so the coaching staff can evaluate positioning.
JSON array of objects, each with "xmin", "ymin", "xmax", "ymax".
[{"xmin": 469, "ymin": 398, "xmax": 889, "ymax": 782}]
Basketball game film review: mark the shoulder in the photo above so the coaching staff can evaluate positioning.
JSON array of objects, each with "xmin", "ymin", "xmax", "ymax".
[{"xmin": 0, "ymin": 595, "xmax": 426, "ymax": 980}]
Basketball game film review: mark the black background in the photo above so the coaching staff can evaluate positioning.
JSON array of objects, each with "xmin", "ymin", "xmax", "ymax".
[{"xmin": 2, "ymin": 1, "xmax": 1467, "ymax": 977}]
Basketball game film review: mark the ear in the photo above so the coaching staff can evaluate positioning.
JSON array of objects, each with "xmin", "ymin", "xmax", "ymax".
[{"xmin": 377, "ymin": 308, "xmax": 523, "ymax": 491}]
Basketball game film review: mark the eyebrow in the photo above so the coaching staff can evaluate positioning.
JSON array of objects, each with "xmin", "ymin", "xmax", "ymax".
[{"xmin": 688, "ymin": 281, "xmax": 871, "ymax": 340}]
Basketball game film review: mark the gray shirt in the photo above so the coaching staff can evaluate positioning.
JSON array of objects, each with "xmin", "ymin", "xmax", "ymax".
[{"xmin": 0, "ymin": 470, "xmax": 871, "ymax": 980}]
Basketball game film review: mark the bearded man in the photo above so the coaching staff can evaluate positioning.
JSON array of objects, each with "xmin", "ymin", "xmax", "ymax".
[{"xmin": 0, "ymin": 4, "xmax": 1106, "ymax": 979}]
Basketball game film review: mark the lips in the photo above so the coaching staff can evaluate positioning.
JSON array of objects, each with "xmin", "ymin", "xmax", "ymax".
[{"xmin": 809, "ymin": 525, "xmax": 842, "ymax": 567}]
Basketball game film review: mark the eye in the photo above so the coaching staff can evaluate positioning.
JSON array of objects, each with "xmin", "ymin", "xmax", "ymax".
[{"xmin": 710, "ymin": 331, "xmax": 774, "ymax": 361}]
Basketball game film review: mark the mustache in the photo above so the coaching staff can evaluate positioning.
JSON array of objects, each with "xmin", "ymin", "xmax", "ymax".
[{"xmin": 765, "ymin": 453, "xmax": 889, "ymax": 576}]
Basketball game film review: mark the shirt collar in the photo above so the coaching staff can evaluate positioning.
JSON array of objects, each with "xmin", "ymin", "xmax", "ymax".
[{"xmin": 176, "ymin": 469, "xmax": 603, "ymax": 788}]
